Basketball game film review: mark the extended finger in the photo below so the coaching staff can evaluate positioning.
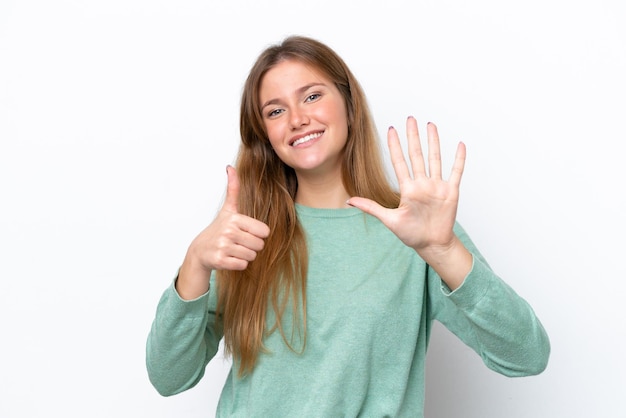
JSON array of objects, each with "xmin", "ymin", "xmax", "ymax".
[
  {"xmin": 224, "ymin": 165, "xmax": 240, "ymax": 213},
  {"xmin": 347, "ymin": 196, "xmax": 391, "ymax": 224},
  {"xmin": 449, "ymin": 141, "xmax": 466, "ymax": 188},
  {"xmin": 387, "ymin": 126, "xmax": 411, "ymax": 183},
  {"xmin": 427, "ymin": 122, "xmax": 442, "ymax": 179},
  {"xmin": 406, "ymin": 116, "xmax": 426, "ymax": 178}
]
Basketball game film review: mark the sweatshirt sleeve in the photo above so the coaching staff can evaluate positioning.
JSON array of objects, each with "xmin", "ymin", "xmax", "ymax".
[
  {"xmin": 428, "ymin": 223, "xmax": 550, "ymax": 377},
  {"xmin": 146, "ymin": 272, "xmax": 224, "ymax": 396}
]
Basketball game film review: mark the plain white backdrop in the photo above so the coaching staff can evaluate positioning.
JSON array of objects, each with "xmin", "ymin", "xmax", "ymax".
[{"xmin": 1, "ymin": 0, "xmax": 624, "ymax": 417}]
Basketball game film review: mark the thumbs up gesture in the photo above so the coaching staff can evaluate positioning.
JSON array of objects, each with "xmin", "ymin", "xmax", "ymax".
[{"xmin": 176, "ymin": 165, "xmax": 271, "ymax": 299}]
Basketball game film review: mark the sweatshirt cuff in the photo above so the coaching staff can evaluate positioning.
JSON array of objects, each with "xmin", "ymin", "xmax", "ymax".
[
  {"xmin": 160, "ymin": 276, "xmax": 211, "ymax": 320},
  {"xmin": 440, "ymin": 254, "xmax": 494, "ymax": 309}
]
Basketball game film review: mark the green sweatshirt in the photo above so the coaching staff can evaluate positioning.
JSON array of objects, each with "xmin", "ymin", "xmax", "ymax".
[{"xmin": 146, "ymin": 205, "xmax": 550, "ymax": 417}]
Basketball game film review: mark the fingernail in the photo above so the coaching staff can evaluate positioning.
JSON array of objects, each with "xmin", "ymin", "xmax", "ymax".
[
  {"xmin": 388, "ymin": 126, "xmax": 394, "ymax": 131},
  {"xmin": 226, "ymin": 164, "xmax": 231, "ymax": 174}
]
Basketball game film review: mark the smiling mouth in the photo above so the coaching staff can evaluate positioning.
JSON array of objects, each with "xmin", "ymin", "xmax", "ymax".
[{"xmin": 291, "ymin": 131, "xmax": 324, "ymax": 147}]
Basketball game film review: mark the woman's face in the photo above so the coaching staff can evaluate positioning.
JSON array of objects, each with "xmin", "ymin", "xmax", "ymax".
[{"xmin": 259, "ymin": 59, "xmax": 349, "ymax": 179}]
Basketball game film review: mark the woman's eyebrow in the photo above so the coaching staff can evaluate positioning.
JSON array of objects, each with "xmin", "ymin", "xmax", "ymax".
[{"xmin": 261, "ymin": 82, "xmax": 327, "ymax": 109}]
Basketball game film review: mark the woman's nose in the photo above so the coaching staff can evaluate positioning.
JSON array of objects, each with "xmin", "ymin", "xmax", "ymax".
[{"xmin": 289, "ymin": 107, "xmax": 310, "ymax": 129}]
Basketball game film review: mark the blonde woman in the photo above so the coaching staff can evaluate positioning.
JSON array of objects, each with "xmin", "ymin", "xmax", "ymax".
[{"xmin": 147, "ymin": 35, "xmax": 550, "ymax": 417}]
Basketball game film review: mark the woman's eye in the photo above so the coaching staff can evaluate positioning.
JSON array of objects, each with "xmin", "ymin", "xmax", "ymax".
[
  {"xmin": 305, "ymin": 93, "xmax": 321, "ymax": 102},
  {"xmin": 268, "ymin": 108, "xmax": 283, "ymax": 117}
]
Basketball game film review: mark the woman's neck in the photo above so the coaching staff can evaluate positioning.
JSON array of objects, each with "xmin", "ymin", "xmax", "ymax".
[{"xmin": 294, "ymin": 173, "xmax": 351, "ymax": 209}]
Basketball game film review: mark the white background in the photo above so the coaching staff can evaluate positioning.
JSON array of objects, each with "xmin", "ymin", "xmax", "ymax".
[{"xmin": 1, "ymin": 0, "xmax": 624, "ymax": 417}]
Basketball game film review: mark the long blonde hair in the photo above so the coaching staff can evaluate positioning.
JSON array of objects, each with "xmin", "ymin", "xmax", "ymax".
[{"xmin": 216, "ymin": 35, "xmax": 400, "ymax": 376}]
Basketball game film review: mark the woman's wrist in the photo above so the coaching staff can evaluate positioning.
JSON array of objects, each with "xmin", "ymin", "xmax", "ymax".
[
  {"xmin": 416, "ymin": 236, "xmax": 473, "ymax": 291},
  {"xmin": 176, "ymin": 253, "xmax": 212, "ymax": 300}
]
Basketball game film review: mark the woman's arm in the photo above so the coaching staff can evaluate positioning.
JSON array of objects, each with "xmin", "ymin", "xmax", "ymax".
[{"xmin": 146, "ymin": 275, "xmax": 223, "ymax": 396}]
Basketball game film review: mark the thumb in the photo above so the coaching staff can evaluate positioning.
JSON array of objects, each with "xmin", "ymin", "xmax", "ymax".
[
  {"xmin": 224, "ymin": 165, "xmax": 240, "ymax": 213},
  {"xmin": 347, "ymin": 197, "xmax": 389, "ymax": 222}
]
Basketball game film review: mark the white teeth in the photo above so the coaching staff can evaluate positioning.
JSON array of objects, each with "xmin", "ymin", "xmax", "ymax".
[{"xmin": 292, "ymin": 132, "xmax": 322, "ymax": 147}]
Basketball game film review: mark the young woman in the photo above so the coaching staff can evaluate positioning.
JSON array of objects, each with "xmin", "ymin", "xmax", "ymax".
[{"xmin": 146, "ymin": 35, "xmax": 550, "ymax": 417}]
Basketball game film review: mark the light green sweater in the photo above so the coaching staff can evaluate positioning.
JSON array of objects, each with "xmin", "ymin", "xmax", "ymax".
[{"xmin": 147, "ymin": 205, "xmax": 550, "ymax": 417}]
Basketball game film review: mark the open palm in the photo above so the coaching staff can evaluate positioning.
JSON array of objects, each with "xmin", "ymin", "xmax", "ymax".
[{"xmin": 348, "ymin": 116, "xmax": 466, "ymax": 252}]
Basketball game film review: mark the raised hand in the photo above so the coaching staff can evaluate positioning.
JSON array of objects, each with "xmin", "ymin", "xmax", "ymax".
[
  {"xmin": 347, "ymin": 116, "xmax": 471, "ymax": 289},
  {"xmin": 176, "ymin": 165, "xmax": 270, "ymax": 299}
]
